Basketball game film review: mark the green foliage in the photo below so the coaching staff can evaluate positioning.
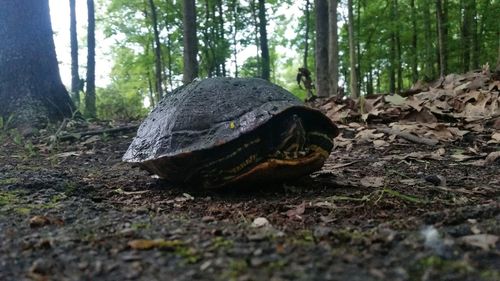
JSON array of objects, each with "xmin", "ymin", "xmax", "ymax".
[{"xmin": 96, "ymin": 85, "xmax": 147, "ymax": 120}]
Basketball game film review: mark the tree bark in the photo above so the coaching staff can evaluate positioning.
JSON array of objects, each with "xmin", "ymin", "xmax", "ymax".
[
  {"xmin": 394, "ymin": 0, "xmax": 403, "ymax": 93},
  {"xmin": 436, "ymin": 0, "xmax": 448, "ymax": 77},
  {"xmin": 410, "ymin": 0, "xmax": 418, "ymax": 83},
  {"xmin": 0, "ymin": 0, "xmax": 74, "ymax": 128},
  {"xmin": 85, "ymin": 0, "xmax": 96, "ymax": 118},
  {"xmin": 182, "ymin": 0, "xmax": 199, "ymax": 84},
  {"xmin": 148, "ymin": 0, "xmax": 163, "ymax": 99},
  {"xmin": 315, "ymin": 0, "xmax": 330, "ymax": 97},
  {"xmin": 304, "ymin": 0, "xmax": 311, "ymax": 69},
  {"xmin": 328, "ymin": 0, "xmax": 339, "ymax": 97},
  {"xmin": 347, "ymin": 0, "xmax": 358, "ymax": 98},
  {"xmin": 250, "ymin": 0, "xmax": 261, "ymax": 74},
  {"xmin": 423, "ymin": 0, "xmax": 434, "ymax": 80},
  {"xmin": 461, "ymin": 0, "xmax": 472, "ymax": 72},
  {"xmin": 216, "ymin": 0, "xmax": 226, "ymax": 76},
  {"xmin": 70, "ymin": 0, "xmax": 80, "ymax": 107},
  {"xmin": 258, "ymin": 0, "xmax": 270, "ymax": 80},
  {"xmin": 230, "ymin": 0, "xmax": 239, "ymax": 77}
]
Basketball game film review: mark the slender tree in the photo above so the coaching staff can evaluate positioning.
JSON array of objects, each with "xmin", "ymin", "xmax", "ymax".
[
  {"xmin": 182, "ymin": 0, "xmax": 199, "ymax": 84},
  {"xmin": 461, "ymin": 0, "xmax": 473, "ymax": 72},
  {"xmin": 328, "ymin": 0, "xmax": 339, "ymax": 96},
  {"xmin": 70, "ymin": 0, "xmax": 80, "ymax": 107},
  {"xmin": 85, "ymin": 0, "xmax": 96, "ymax": 118},
  {"xmin": 410, "ymin": 0, "xmax": 418, "ymax": 83},
  {"xmin": 395, "ymin": 0, "xmax": 403, "ymax": 92},
  {"xmin": 258, "ymin": 0, "xmax": 270, "ymax": 80},
  {"xmin": 0, "ymin": 0, "xmax": 74, "ymax": 128},
  {"xmin": 315, "ymin": 0, "xmax": 329, "ymax": 97},
  {"xmin": 304, "ymin": 0, "xmax": 311, "ymax": 69},
  {"xmin": 347, "ymin": 0, "xmax": 358, "ymax": 98},
  {"xmin": 423, "ymin": 0, "xmax": 434, "ymax": 80},
  {"xmin": 148, "ymin": 0, "xmax": 163, "ymax": 99},
  {"xmin": 436, "ymin": 0, "xmax": 448, "ymax": 77}
]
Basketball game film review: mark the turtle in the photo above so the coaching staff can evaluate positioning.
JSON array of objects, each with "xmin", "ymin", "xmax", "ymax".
[{"xmin": 123, "ymin": 77, "xmax": 339, "ymax": 188}]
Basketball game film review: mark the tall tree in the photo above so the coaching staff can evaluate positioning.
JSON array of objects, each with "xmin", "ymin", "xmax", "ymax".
[
  {"xmin": 410, "ymin": 0, "xmax": 418, "ymax": 83},
  {"xmin": 0, "ymin": 0, "xmax": 74, "ymax": 128},
  {"xmin": 347, "ymin": 0, "xmax": 358, "ymax": 98},
  {"xmin": 436, "ymin": 0, "xmax": 448, "ymax": 77},
  {"xmin": 148, "ymin": 0, "xmax": 164, "ymax": 99},
  {"xmin": 394, "ymin": 0, "xmax": 403, "ymax": 92},
  {"xmin": 70, "ymin": 0, "xmax": 80, "ymax": 107},
  {"xmin": 258, "ymin": 0, "xmax": 270, "ymax": 80},
  {"xmin": 461, "ymin": 0, "xmax": 473, "ymax": 72},
  {"xmin": 85, "ymin": 0, "xmax": 96, "ymax": 118},
  {"xmin": 183, "ymin": 0, "xmax": 199, "ymax": 84},
  {"xmin": 423, "ymin": 0, "xmax": 435, "ymax": 80},
  {"xmin": 304, "ymin": 0, "xmax": 311, "ymax": 69},
  {"xmin": 328, "ymin": 0, "xmax": 339, "ymax": 96},
  {"xmin": 315, "ymin": 0, "xmax": 329, "ymax": 97}
]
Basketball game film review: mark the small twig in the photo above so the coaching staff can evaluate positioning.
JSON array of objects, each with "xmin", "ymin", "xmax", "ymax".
[{"xmin": 377, "ymin": 127, "xmax": 439, "ymax": 146}]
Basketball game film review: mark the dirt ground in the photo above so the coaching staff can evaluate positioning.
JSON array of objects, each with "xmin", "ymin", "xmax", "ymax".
[{"xmin": 0, "ymin": 120, "xmax": 499, "ymax": 281}]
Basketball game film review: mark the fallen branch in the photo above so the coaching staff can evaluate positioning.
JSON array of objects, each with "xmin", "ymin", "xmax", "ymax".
[
  {"xmin": 58, "ymin": 125, "xmax": 139, "ymax": 141},
  {"xmin": 377, "ymin": 128, "xmax": 439, "ymax": 146}
]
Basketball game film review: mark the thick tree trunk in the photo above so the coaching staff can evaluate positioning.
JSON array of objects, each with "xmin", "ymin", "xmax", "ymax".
[
  {"xmin": 410, "ymin": 0, "xmax": 418, "ymax": 83},
  {"xmin": 436, "ymin": 0, "xmax": 448, "ymax": 77},
  {"xmin": 304, "ymin": 0, "xmax": 311, "ymax": 69},
  {"xmin": 315, "ymin": 0, "xmax": 329, "ymax": 97},
  {"xmin": 258, "ymin": 0, "xmax": 270, "ymax": 80},
  {"xmin": 0, "ymin": 0, "xmax": 74, "ymax": 128},
  {"xmin": 70, "ymin": 0, "xmax": 80, "ymax": 107},
  {"xmin": 328, "ymin": 0, "xmax": 339, "ymax": 97},
  {"xmin": 85, "ymin": 0, "xmax": 96, "ymax": 118},
  {"xmin": 183, "ymin": 0, "xmax": 199, "ymax": 84},
  {"xmin": 347, "ymin": 0, "xmax": 358, "ymax": 98},
  {"xmin": 148, "ymin": 0, "xmax": 163, "ymax": 99}
]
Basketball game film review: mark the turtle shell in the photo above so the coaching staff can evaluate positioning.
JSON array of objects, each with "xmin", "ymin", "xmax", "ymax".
[{"xmin": 123, "ymin": 77, "xmax": 338, "ymax": 187}]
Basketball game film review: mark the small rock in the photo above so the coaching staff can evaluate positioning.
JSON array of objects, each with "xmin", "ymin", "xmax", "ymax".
[
  {"xmin": 202, "ymin": 216, "xmax": 215, "ymax": 223},
  {"xmin": 251, "ymin": 217, "xmax": 270, "ymax": 228},
  {"xmin": 424, "ymin": 174, "xmax": 446, "ymax": 186},
  {"xmin": 313, "ymin": 226, "xmax": 332, "ymax": 241},
  {"xmin": 200, "ymin": 260, "xmax": 212, "ymax": 271}
]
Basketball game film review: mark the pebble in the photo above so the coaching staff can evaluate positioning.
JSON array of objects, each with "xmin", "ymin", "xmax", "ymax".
[{"xmin": 251, "ymin": 217, "xmax": 270, "ymax": 228}]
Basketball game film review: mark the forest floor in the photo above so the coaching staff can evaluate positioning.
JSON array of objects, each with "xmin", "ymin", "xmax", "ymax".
[{"xmin": 0, "ymin": 115, "xmax": 499, "ymax": 280}]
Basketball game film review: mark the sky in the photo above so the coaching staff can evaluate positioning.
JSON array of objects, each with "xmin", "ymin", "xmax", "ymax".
[
  {"xmin": 48, "ymin": 1, "xmax": 303, "ymax": 90},
  {"xmin": 49, "ymin": 0, "xmax": 111, "ymax": 88}
]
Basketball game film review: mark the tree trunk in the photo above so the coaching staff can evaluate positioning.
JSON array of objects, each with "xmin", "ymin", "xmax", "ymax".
[
  {"xmin": 182, "ymin": 0, "xmax": 199, "ymax": 84},
  {"xmin": 423, "ymin": 0, "xmax": 434, "ymax": 80},
  {"xmin": 250, "ymin": 0, "xmax": 261, "ymax": 74},
  {"xmin": 258, "ymin": 0, "xmax": 270, "ymax": 80},
  {"xmin": 471, "ymin": 0, "xmax": 479, "ymax": 69},
  {"xmin": 410, "ymin": 0, "xmax": 418, "ymax": 83},
  {"xmin": 148, "ymin": 0, "xmax": 163, "ymax": 99},
  {"xmin": 436, "ymin": 0, "xmax": 447, "ymax": 77},
  {"xmin": 394, "ymin": 0, "xmax": 403, "ymax": 93},
  {"xmin": 230, "ymin": 0, "xmax": 239, "ymax": 77},
  {"xmin": 85, "ymin": 0, "xmax": 96, "ymax": 118},
  {"xmin": 166, "ymin": 31, "xmax": 174, "ymax": 91},
  {"xmin": 304, "ymin": 0, "xmax": 311, "ymax": 69},
  {"xmin": 461, "ymin": 0, "xmax": 472, "ymax": 72},
  {"xmin": 328, "ymin": 0, "xmax": 338, "ymax": 96},
  {"xmin": 347, "ymin": 0, "xmax": 358, "ymax": 98},
  {"xmin": 315, "ymin": 0, "xmax": 329, "ymax": 97},
  {"xmin": 389, "ymin": 0, "xmax": 396, "ymax": 95},
  {"xmin": 216, "ymin": 0, "xmax": 226, "ymax": 76},
  {"xmin": 70, "ymin": 0, "xmax": 80, "ymax": 107},
  {"xmin": 0, "ymin": 0, "xmax": 74, "ymax": 128}
]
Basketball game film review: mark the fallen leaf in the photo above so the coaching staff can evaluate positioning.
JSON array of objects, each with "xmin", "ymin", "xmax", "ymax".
[
  {"xmin": 485, "ymin": 151, "xmax": 500, "ymax": 164},
  {"xmin": 286, "ymin": 202, "xmax": 306, "ymax": 219},
  {"xmin": 29, "ymin": 216, "xmax": 51, "ymax": 228},
  {"xmin": 460, "ymin": 234, "xmax": 498, "ymax": 250},
  {"xmin": 128, "ymin": 239, "xmax": 183, "ymax": 250}
]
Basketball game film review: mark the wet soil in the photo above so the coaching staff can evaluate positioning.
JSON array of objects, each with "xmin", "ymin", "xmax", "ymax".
[{"xmin": 0, "ymin": 123, "xmax": 499, "ymax": 281}]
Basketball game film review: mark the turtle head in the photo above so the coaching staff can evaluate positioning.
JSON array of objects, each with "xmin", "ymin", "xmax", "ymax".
[{"xmin": 275, "ymin": 114, "xmax": 307, "ymax": 159}]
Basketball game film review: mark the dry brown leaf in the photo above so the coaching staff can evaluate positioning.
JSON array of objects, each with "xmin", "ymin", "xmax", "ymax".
[
  {"xmin": 485, "ymin": 151, "xmax": 500, "ymax": 164},
  {"xmin": 128, "ymin": 239, "xmax": 183, "ymax": 250}
]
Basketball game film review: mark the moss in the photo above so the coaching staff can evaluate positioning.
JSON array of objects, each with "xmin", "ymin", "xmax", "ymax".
[
  {"xmin": 211, "ymin": 237, "xmax": 234, "ymax": 250},
  {"xmin": 221, "ymin": 259, "xmax": 249, "ymax": 280},
  {"xmin": 410, "ymin": 256, "xmax": 474, "ymax": 280},
  {"xmin": 0, "ymin": 178, "xmax": 19, "ymax": 186}
]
